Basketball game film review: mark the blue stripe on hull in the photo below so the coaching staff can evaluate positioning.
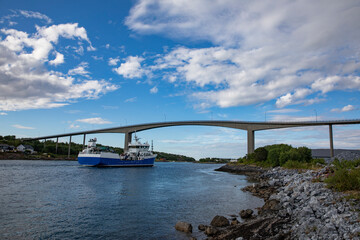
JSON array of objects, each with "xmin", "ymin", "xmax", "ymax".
[{"xmin": 78, "ymin": 156, "xmax": 155, "ymax": 167}]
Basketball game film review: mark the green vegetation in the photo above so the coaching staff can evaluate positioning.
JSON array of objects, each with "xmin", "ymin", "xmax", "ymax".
[
  {"xmin": 155, "ymin": 151, "xmax": 195, "ymax": 162},
  {"xmin": 198, "ymin": 157, "xmax": 233, "ymax": 163},
  {"xmin": 324, "ymin": 158, "xmax": 360, "ymax": 194},
  {"xmin": 237, "ymin": 144, "xmax": 318, "ymax": 168}
]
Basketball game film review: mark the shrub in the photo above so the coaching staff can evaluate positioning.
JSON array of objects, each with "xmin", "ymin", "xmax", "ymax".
[
  {"xmin": 332, "ymin": 158, "xmax": 360, "ymax": 170},
  {"xmin": 268, "ymin": 148, "xmax": 281, "ymax": 166},
  {"xmin": 253, "ymin": 147, "xmax": 268, "ymax": 162},
  {"xmin": 325, "ymin": 168, "xmax": 360, "ymax": 191},
  {"xmin": 311, "ymin": 158, "xmax": 325, "ymax": 165},
  {"xmin": 297, "ymin": 146, "xmax": 312, "ymax": 162},
  {"xmin": 282, "ymin": 160, "xmax": 311, "ymax": 169}
]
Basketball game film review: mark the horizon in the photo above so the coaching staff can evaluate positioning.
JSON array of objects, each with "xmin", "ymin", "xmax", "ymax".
[{"xmin": 0, "ymin": 0, "xmax": 359, "ymax": 159}]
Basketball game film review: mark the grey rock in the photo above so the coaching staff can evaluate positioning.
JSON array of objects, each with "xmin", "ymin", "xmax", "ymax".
[
  {"xmin": 175, "ymin": 221, "xmax": 192, "ymax": 233},
  {"xmin": 205, "ymin": 226, "xmax": 219, "ymax": 236},
  {"xmin": 239, "ymin": 209, "xmax": 253, "ymax": 219},
  {"xmin": 210, "ymin": 215, "xmax": 229, "ymax": 227},
  {"xmin": 198, "ymin": 224, "xmax": 206, "ymax": 231}
]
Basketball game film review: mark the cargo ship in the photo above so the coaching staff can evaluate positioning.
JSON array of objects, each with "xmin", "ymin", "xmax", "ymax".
[{"xmin": 78, "ymin": 136, "xmax": 156, "ymax": 167}]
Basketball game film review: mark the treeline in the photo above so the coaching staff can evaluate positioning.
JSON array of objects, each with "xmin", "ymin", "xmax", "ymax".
[
  {"xmin": 238, "ymin": 144, "xmax": 320, "ymax": 168},
  {"xmin": 154, "ymin": 151, "xmax": 195, "ymax": 162},
  {"xmin": 198, "ymin": 157, "xmax": 233, "ymax": 163}
]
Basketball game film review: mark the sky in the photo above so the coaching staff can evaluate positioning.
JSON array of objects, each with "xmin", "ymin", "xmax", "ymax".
[{"xmin": 0, "ymin": 0, "xmax": 360, "ymax": 159}]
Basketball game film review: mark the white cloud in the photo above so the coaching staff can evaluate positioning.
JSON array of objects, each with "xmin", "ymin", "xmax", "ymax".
[
  {"xmin": 331, "ymin": 104, "xmax": 356, "ymax": 113},
  {"xmin": 108, "ymin": 57, "xmax": 120, "ymax": 66},
  {"xmin": 125, "ymin": 0, "xmax": 360, "ymax": 109},
  {"xmin": 0, "ymin": 112, "xmax": 8, "ymax": 115},
  {"xmin": 150, "ymin": 86, "xmax": 158, "ymax": 94},
  {"xmin": 125, "ymin": 97, "xmax": 137, "ymax": 103},
  {"xmin": 113, "ymin": 56, "xmax": 146, "ymax": 78},
  {"xmin": 69, "ymin": 123, "xmax": 80, "ymax": 129},
  {"xmin": 268, "ymin": 115, "xmax": 319, "ymax": 122},
  {"xmin": 49, "ymin": 51, "xmax": 64, "ymax": 65},
  {"xmin": 12, "ymin": 124, "xmax": 35, "ymax": 129},
  {"xmin": 19, "ymin": 10, "xmax": 52, "ymax": 24},
  {"xmin": 105, "ymin": 44, "xmax": 110, "ymax": 49},
  {"xmin": 0, "ymin": 22, "xmax": 117, "ymax": 111},
  {"xmin": 68, "ymin": 62, "xmax": 90, "ymax": 76},
  {"xmin": 76, "ymin": 117, "xmax": 112, "ymax": 124}
]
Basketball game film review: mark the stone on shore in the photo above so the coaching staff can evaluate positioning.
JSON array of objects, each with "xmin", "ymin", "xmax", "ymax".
[
  {"xmin": 239, "ymin": 209, "xmax": 253, "ymax": 219},
  {"xmin": 210, "ymin": 215, "xmax": 230, "ymax": 227},
  {"xmin": 198, "ymin": 224, "xmax": 206, "ymax": 231},
  {"xmin": 205, "ymin": 226, "xmax": 219, "ymax": 236},
  {"xmin": 174, "ymin": 221, "xmax": 192, "ymax": 233}
]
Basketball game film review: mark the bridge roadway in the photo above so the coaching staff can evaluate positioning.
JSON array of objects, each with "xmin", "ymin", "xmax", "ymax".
[{"xmin": 29, "ymin": 119, "xmax": 360, "ymax": 158}]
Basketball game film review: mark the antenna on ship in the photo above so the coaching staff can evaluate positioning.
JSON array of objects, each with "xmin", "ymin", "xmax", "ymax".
[{"xmin": 151, "ymin": 140, "xmax": 153, "ymax": 152}]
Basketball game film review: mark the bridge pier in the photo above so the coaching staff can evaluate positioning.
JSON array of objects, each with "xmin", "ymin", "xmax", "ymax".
[
  {"xmin": 124, "ymin": 132, "xmax": 132, "ymax": 152},
  {"xmin": 247, "ymin": 130, "xmax": 255, "ymax": 155},
  {"xmin": 68, "ymin": 136, "xmax": 72, "ymax": 158},
  {"xmin": 55, "ymin": 137, "xmax": 58, "ymax": 154},
  {"xmin": 329, "ymin": 124, "xmax": 334, "ymax": 158},
  {"xmin": 83, "ymin": 134, "xmax": 86, "ymax": 149}
]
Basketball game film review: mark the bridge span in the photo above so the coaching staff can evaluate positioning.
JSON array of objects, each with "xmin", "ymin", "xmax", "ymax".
[{"xmin": 29, "ymin": 119, "xmax": 360, "ymax": 158}]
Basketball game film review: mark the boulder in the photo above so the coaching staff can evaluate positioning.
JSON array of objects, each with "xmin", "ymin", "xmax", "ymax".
[
  {"xmin": 210, "ymin": 215, "xmax": 230, "ymax": 227},
  {"xmin": 240, "ymin": 209, "xmax": 254, "ymax": 219},
  {"xmin": 231, "ymin": 219, "xmax": 239, "ymax": 225},
  {"xmin": 205, "ymin": 226, "xmax": 219, "ymax": 236},
  {"xmin": 175, "ymin": 221, "xmax": 192, "ymax": 233},
  {"xmin": 198, "ymin": 224, "xmax": 206, "ymax": 231},
  {"xmin": 258, "ymin": 199, "xmax": 281, "ymax": 215}
]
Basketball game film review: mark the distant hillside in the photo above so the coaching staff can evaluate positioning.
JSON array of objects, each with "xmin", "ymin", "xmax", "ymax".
[{"xmin": 154, "ymin": 151, "xmax": 195, "ymax": 162}]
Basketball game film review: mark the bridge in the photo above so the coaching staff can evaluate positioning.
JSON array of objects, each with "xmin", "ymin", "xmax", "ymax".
[{"xmin": 29, "ymin": 119, "xmax": 360, "ymax": 158}]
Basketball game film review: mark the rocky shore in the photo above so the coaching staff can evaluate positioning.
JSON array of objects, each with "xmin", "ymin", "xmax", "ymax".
[{"xmin": 176, "ymin": 164, "xmax": 360, "ymax": 239}]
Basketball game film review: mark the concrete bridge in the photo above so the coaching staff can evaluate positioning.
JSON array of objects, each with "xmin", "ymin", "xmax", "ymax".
[{"xmin": 29, "ymin": 119, "xmax": 360, "ymax": 158}]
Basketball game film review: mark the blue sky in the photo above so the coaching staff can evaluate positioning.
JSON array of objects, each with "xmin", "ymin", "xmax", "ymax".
[{"xmin": 0, "ymin": 0, "xmax": 359, "ymax": 159}]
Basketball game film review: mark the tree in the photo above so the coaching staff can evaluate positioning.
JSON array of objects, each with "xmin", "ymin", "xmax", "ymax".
[{"xmin": 254, "ymin": 147, "xmax": 268, "ymax": 162}]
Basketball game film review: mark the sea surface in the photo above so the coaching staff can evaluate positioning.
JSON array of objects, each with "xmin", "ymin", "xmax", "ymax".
[{"xmin": 0, "ymin": 161, "xmax": 263, "ymax": 240}]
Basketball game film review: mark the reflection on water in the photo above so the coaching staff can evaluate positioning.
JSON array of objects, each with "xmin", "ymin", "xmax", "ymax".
[{"xmin": 0, "ymin": 161, "xmax": 263, "ymax": 239}]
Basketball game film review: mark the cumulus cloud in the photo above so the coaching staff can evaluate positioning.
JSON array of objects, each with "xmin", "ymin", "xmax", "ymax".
[
  {"xmin": 76, "ymin": 117, "xmax": 112, "ymax": 124},
  {"xmin": 108, "ymin": 57, "xmax": 120, "ymax": 66},
  {"xmin": 49, "ymin": 51, "xmax": 64, "ymax": 65},
  {"xmin": 113, "ymin": 56, "xmax": 146, "ymax": 78},
  {"xmin": 125, "ymin": 0, "xmax": 360, "ymax": 109},
  {"xmin": 68, "ymin": 62, "xmax": 90, "ymax": 76},
  {"xmin": 0, "ymin": 22, "xmax": 117, "ymax": 111},
  {"xmin": 150, "ymin": 86, "xmax": 158, "ymax": 94},
  {"xmin": 331, "ymin": 105, "xmax": 356, "ymax": 113},
  {"xmin": 12, "ymin": 124, "xmax": 35, "ymax": 129}
]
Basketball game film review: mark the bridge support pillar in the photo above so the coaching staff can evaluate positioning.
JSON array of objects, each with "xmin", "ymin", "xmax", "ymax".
[
  {"xmin": 56, "ymin": 137, "xmax": 58, "ymax": 154},
  {"xmin": 68, "ymin": 136, "xmax": 72, "ymax": 159},
  {"xmin": 247, "ymin": 130, "xmax": 255, "ymax": 155},
  {"xmin": 124, "ymin": 132, "xmax": 132, "ymax": 152},
  {"xmin": 83, "ymin": 134, "xmax": 86, "ymax": 149},
  {"xmin": 329, "ymin": 124, "xmax": 334, "ymax": 158}
]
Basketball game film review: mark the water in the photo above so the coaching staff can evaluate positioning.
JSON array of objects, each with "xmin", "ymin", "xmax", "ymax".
[{"xmin": 0, "ymin": 161, "xmax": 263, "ymax": 239}]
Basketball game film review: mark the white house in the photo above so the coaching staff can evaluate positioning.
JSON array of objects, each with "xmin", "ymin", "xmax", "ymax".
[{"xmin": 17, "ymin": 144, "xmax": 34, "ymax": 153}]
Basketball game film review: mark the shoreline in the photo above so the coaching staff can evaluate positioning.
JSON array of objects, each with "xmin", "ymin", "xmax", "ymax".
[
  {"xmin": 0, "ymin": 152, "xmax": 76, "ymax": 161},
  {"xmin": 181, "ymin": 164, "xmax": 360, "ymax": 239}
]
